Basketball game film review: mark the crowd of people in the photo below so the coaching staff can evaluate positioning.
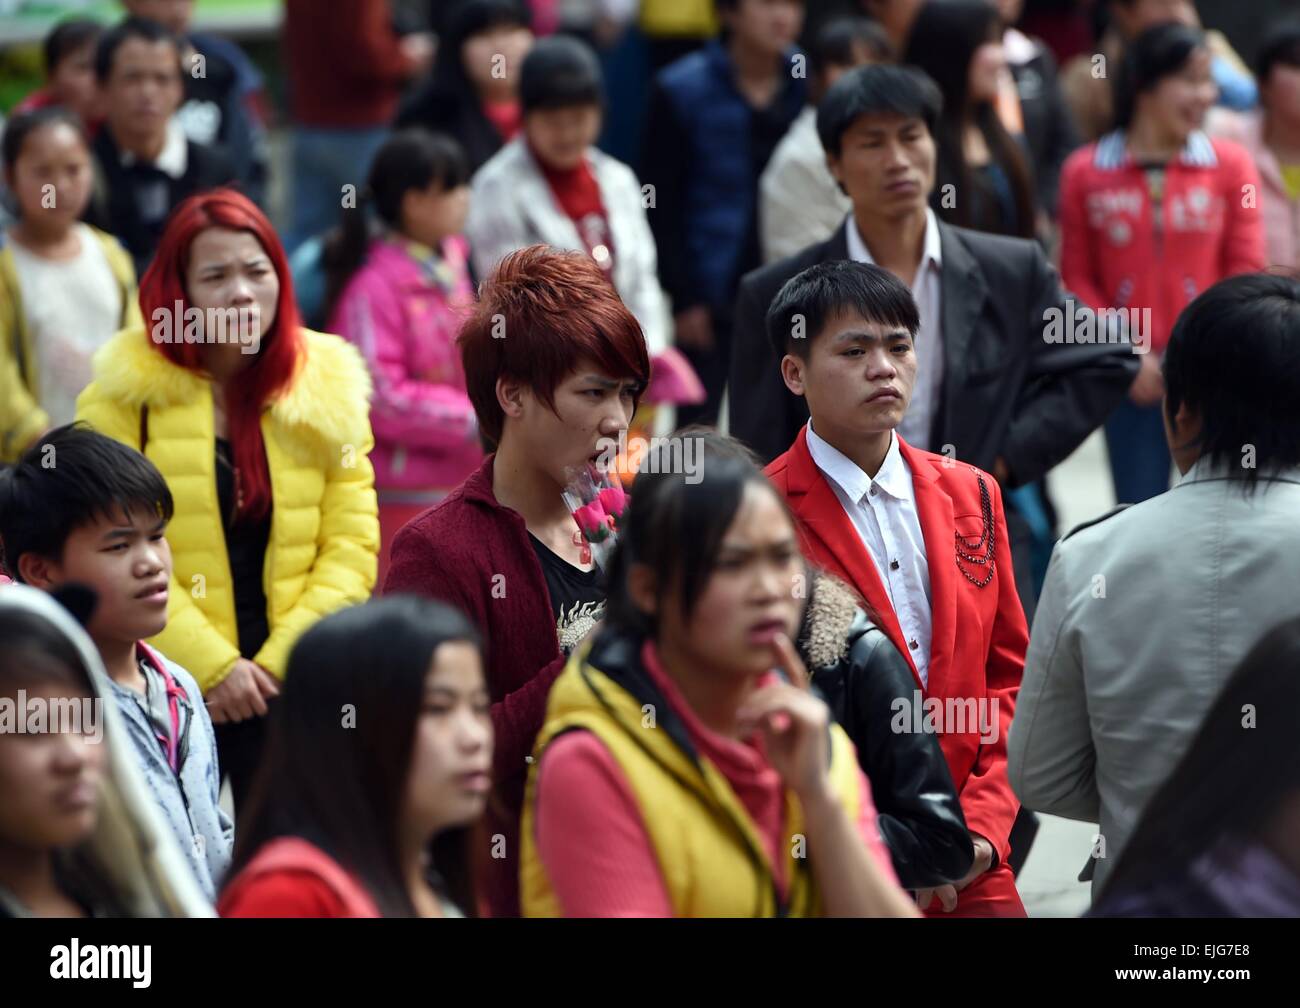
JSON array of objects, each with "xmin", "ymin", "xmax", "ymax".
[{"xmin": 0, "ymin": 0, "xmax": 1298, "ymax": 919}]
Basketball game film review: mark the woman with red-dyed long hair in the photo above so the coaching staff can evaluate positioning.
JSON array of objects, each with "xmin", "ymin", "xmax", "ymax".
[{"xmin": 77, "ymin": 188, "xmax": 379, "ymax": 815}]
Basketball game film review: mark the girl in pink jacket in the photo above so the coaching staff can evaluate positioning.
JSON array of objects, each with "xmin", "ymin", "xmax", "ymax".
[
  {"xmin": 326, "ymin": 130, "xmax": 483, "ymax": 585},
  {"xmin": 1059, "ymin": 23, "xmax": 1264, "ymax": 505}
]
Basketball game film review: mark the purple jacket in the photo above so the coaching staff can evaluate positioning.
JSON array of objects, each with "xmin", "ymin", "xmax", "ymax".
[{"xmin": 329, "ymin": 235, "xmax": 482, "ymax": 493}]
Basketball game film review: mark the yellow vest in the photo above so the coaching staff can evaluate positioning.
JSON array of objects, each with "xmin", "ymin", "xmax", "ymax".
[{"xmin": 521, "ymin": 647, "xmax": 862, "ymax": 917}]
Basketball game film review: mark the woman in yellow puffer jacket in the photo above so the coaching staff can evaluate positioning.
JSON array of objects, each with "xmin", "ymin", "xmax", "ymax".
[{"xmin": 76, "ymin": 189, "xmax": 378, "ymax": 812}]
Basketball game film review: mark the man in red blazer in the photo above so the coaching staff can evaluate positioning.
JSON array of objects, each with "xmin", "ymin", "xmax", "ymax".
[{"xmin": 763, "ymin": 260, "xmax": 1027, "ymax": 916}]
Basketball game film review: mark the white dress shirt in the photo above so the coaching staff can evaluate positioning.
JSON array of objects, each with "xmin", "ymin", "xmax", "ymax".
[
  {"xmin": 806, "ymin": 424, "xmax": 933, "ymax": 686},
  {"xmin": 844, "ymin": 210, "xmax": 944, "ymax": 451}
]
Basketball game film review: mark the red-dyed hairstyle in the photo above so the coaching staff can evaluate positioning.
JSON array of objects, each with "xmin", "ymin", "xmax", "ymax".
[
  {"xmin": 459, "ymin": 245, "xmax": 650, "ymax": 445},
  {"xmin": 138, "ymin": 188, "xmax": 304, "ymax": 519}
]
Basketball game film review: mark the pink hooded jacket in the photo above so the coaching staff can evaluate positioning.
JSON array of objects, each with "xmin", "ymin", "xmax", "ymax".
[{"xmin": 329, "ymin": 235, "xmax": 483, "ymax": 493}]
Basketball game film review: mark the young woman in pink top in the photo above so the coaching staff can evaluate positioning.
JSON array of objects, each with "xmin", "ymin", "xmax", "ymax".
[{"xmin": 326, "ymin": 130, "xmax": 483, "ymax": 585}]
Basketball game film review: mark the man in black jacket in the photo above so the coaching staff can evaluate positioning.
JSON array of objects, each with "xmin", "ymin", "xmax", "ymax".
[
  {"xmin": 730, "ymin": 64, "xmax": 1137, "ymax": 610},
  {"xmin": 86, "ymin": 17, "xmax": 235, "ymax": 276}
]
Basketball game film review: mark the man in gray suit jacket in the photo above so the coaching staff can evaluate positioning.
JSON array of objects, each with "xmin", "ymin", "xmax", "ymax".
[{"xmin": 1009, "ymin": 273, "xmax": 1300, "ymax": 897}]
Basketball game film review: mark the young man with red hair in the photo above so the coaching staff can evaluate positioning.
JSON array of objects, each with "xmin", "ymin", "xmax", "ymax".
[{"xmin": 384, "ymin": 245, "xmax": 650, "ymax": 917}]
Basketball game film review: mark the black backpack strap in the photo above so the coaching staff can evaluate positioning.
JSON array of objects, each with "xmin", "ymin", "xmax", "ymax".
[{"xmin": 138, "ymin": 405, "xmax": 149, "ymax": 453}]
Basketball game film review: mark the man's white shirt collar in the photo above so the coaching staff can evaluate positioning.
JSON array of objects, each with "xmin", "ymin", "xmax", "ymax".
[
  {"xmin": 806, "ymin": 424, "xmax": 912, "ymax": 505},
  {"xmin": 844, "ymin": 207, "xmax": 942, "ymax": 274}
]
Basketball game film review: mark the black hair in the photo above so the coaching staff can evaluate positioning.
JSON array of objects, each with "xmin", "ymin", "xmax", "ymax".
[
  {"xmin": 0, "ymin": 423, "xmax": 174, "ymax": 583},
  {"xmin": 43, "ymin": 18, "xmax": 102, "ymax": 77},
  {"xmin": 421, "ymin": 0, "xmax": 530, "ymax": 108},
  {"xmin": 809, "ymin": 15, "xmax": 893, "ymax": 78},
  {"xmin": 1113, "ymin": 22, "xmax": 1207, "ymax": 130},
  {"xmin": 817, "ymin": 62, "xmax": 941, "ymax": 156},
  {"xmin": 766, "ymin": 259, "xmax": 919, "ymax": 360},
  {"xmin": 1161, "ymin": 273, "xmax": 1300, "ymax": 490},
  {"xmin": 1, "ymin": 106, "xmax": 89, "ymax": 172},
  {"xmin": 93, "ymin": 15, "xmax": 182, "ymax": 84},
  {"xmin": 1097, "ymin": 615, "xmax": 1300, "ymax": 908},
  {"xmin": 322, "ymin": 128, "xmax": 469, "ymax": 321},
  {"xmin": 519, "ymin": 34, "xmax": 604, "ymax": 113},
  {"xmin": 904, "ymin": 0, "xmax": 1035, "ymax": 237},
  {"xmin": 226, "ymin": 596, "xmax": 486, "ymax": 917},
  {"xmin": 1256, "ymin": 18, "xmax": 1300, "ymax": 88},
  {"xmin": 602, "ymin": 430, "xmax": 794, "ymax": 637}
]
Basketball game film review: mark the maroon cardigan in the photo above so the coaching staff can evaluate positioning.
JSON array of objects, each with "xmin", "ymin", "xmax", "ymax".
[{"xmin": 383, "ymin": 455, "xmax": 566, "ymax": 917}]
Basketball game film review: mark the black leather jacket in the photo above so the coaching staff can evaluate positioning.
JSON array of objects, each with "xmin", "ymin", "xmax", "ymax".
[{"xmin": 800, "ymin": 576, "xmax": 974, "ymax": 889}]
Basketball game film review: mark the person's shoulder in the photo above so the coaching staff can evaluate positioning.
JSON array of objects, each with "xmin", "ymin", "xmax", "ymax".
[
  {"xmin": 944, "ymin": 221, "xmax": 1043, "ymax": 264},
  {"xmin": 1062, "ymin": 141, "xmax": 1100, "ymax": 176},
  {"xmin": 147, "ymin": 648, "xmax": 205, "ymax": 705},
  {"xmin": 1207, "ymin": 134, "xmax": 1257, "ymax": 172},
  {"xmin": 472, "ymin": 137, "xmax": 525, "ymax": 188},
  {"xmin": 656, "ymin": 47, "xmax": 713, "ymax": 92},
  {"xmin": 1060, "ymin": 504, "xmax": 1134, "ymax": 546},
  {"xmin": 740, "ymin": 231, "xmax": 839, "ymax": 296}
]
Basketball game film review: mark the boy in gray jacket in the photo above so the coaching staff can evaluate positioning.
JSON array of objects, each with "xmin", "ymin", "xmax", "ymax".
[{"xmin": 0, "ymin": 424, "xmax": 232, "ymax": 900}]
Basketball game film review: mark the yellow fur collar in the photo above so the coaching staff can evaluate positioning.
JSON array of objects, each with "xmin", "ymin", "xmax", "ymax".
[{"xmin": 89, "ymin": 326, "xmax": 373, "ymax": 447}]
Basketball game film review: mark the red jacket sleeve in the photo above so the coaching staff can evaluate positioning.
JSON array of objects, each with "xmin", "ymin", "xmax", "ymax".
[
  {"xmin": 957, "ymin": 477, "xmax": 1026, "ymax": 865},
  {"xmin": 1218, "ymin": 141, "xmax": 1267, "ymax": 277}
]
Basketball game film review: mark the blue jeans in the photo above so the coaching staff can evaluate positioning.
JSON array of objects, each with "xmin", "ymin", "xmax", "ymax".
[
  {"xmin": 1104, "ymin": 398, "xmax": 1173, "ymax": 505},
  {"xmin": 285, "ymin": 125, "xmax": 390, "ymax": 255}
]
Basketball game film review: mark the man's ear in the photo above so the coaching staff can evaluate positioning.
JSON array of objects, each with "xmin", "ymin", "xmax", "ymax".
[
  {"xmin": 825, "ymin": 151, "xmax": 850, "ymax": 197},
  {"xmin": 17, "ymin": 551, "xmax": 59, "ymax": 590},
  {"xmin": 627, "ymin": 562, "xmax": 658, "ymax": 618},
  {"xmin": 495, "ymin": 376, "xmax": 527, "ymax": 421},
  {"xmin": 780, "ymin": 353, "xmax": 807, "ymax": 398}
]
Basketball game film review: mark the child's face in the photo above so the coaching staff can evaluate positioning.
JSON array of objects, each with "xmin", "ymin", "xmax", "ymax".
[
  {"xmin": 524, "ymin": 104, "xmax": 601, "ymax": 172},
  {"xmin": 0, "ymin": 678, "xmax": 105, "ymax": 851},
  {"xmin": 401, "ymin": 181, "xmax": 470, "ymax": 248},
  {"xmin": 5, "ymin": 122, "xmax": 93, "ymax": 228},
  {"xmin": 649, "ymin": 482, "xmax": 806, "ymax": 680},
  {"xmin": 403, "ymin": 641, "xmax": 492, "ymax": 839},
  {"xmin": 49, "ymin": 43, "xmax": 102, "ymax": 125},
  {"xmin": 23, "ymin": 507, "xmax": 172, "ymax": 649},
  {"xmin": 781, "ymin": 310, "xmax": 917, "ymax": 440}
]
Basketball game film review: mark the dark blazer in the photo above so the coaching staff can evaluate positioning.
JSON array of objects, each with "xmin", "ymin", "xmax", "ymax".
[{"xmin": 728, "ymin": 216, "xmax": 1140, "ymax": 485}]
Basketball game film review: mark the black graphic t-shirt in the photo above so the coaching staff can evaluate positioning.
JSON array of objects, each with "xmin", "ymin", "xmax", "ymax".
[{"xmin": 529, "ymin": 534, "xmax": 605, "ymax": 654}]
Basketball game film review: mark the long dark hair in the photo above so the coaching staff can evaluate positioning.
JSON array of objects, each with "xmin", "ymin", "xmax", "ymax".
[
  {"xmin": 225, "ymin": 596, "xmax": 486, "ymax": 917},
  {"xmin": 904, "ymin": 0, "xmax": 1035, "ymax": 237},
  {"xmin": 1097, "ymin": 616, "xmax": 1300, "ymax": 905},
  {"xmin": 322, "ymin": 128, "xmax": 468, "ymax": 322},
  {"xmin": 395, "ymin": 0, "xmax": 531, "ymax": 173},
  {"xmin": 602, "ymin": 430, "xmax": 800, "ymax": 639},
  {"xmin": 1113, "ymin": 22, "xmax": 1207, "ymax": 131}
]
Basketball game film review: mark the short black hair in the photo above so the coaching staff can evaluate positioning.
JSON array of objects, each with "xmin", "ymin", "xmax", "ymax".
[
  {"xmin": 817, "ymin": 63, "xmax": 941, "ymax": 156},
  {"xmin": 519, "ymin": 34, "xmax": 604, "ymax": 113},
  {"xmin": 1113, "ymin": 22, "xmax": 1206, "ymax": 130},
  {"xmin": 44, "ymin": 18, "xmax": 102, "ymax": 76},
  {"xmin": 766, "ymin": 260, "xmax": 920, "ymax": 360},
  {"xmin": 94, "ymin": 15, "xmax": 181, "ymax": 84},
  {"xmin": 2, "ymin": 106, "xmax": 88, "ymax": 171},
  {"xmin": 0, "ymin": 423, "xmax": 175, "ymax": 582},
  {"xmin": 810, "ymin": 15, "xmax": 893, "ymax": 76},
  {"xmin": 1256, "ymin": 18, "xmax": 1300, "ymax": 86},
  {"xmin": 1162, "ymin": 273, "xmax": 1300, "ymax": 490}
]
